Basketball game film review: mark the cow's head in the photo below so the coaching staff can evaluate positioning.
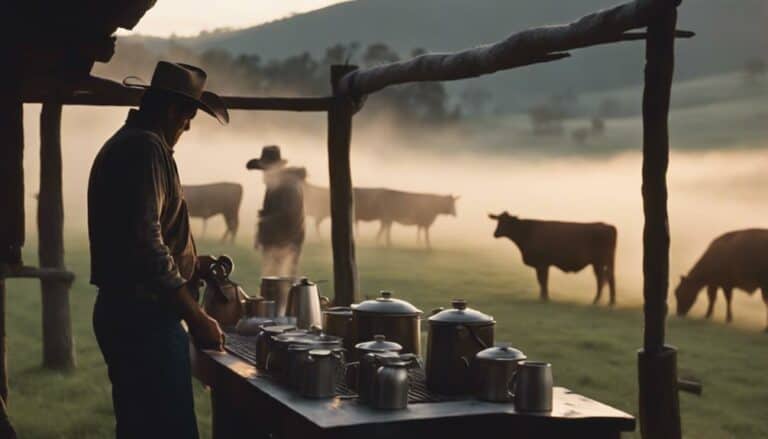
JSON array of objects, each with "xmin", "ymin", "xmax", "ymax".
[
  {"xmin": 488, "ymin": 211, "xmax": 519, "ymax": 239},
  {"xmin": 445, "ymin": 195, "xmax": 460, "ymax": 216},
  {"xmin": 674, "ymin": 275, "xmax": 702, "ymax": 316}
]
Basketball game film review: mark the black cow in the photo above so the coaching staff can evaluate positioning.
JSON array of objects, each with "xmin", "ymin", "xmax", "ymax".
[
  {"xmin": 183, "ymin": 182, "xmax": 243, "ymax": 243},
  {"xmin": 675, "ymin": 229, "xmax": 768, "ymax": 330},
  {"xmin": 489, "ymin": 212, "xmax": 617, "ymax": 304}
]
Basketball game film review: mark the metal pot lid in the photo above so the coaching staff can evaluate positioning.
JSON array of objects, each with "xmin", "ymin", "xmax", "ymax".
[
  {"xmin": 309, "ymin": 349, "xmax": 331, "ymax": 357},
  {"xmin": 324, "ymin": 306, "xmax": 353, "ymax": 316},
  {"xmin": 354, "ymin": 291, "xmax": 422, "ymax": 316},
  {"xmin": 428, "ymin": 299, "xmax": 494, "ymax": 325},
  {"xmin": 355, "ymin": 335, "xmax": 403, "ymax": 353},
  {"xmin": 263, "ymin": 324, "xmax": 297, "ymax": 335},
  {"xmin": 475, "ymin": 342, "xmax": 526, "ymax": 361}
]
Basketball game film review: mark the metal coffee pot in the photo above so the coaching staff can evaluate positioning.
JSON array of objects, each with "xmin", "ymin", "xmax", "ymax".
[
  {"xmin": 473, "ymin": 343, "xmax": 527, "ymax": 402},
  {"xmin": 353, "ymin": 335, "xmax": 404, "ymax": 399},
  {"xmin": 297, "ymin": 348, "xmax": 346, "ymax": 399},
  {"xmin": 369, "ymin": 355, "xmax": 417, "ymax": 410},
  {"xmin": 286, "ymin": 278, "xmax": 330, "ymax": 330}
]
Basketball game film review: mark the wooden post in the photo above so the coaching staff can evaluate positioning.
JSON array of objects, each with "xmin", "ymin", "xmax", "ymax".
[
  {"xmin": 327, "ymin": 65, "xmax": 360, "ymax": 306},
  {"xmin": 38, "ymin": 101, "xmax": 76, "ymax": 370},
  {"xmin": 638, "ymin": 4, "xmax": 682, "ymax": 439},
  {"xmin": 0, "ymin": 279, "xmax": 7, "ymax": 404}
]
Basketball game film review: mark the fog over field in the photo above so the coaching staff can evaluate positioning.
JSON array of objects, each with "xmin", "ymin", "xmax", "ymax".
[{"xmin": 19, "ymin": 73, "xmax": 768, "ymax": 331}]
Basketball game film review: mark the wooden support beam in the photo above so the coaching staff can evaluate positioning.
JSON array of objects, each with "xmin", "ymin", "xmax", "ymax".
[
  {"xmin": 638, "ymin": 4, "xmax": 682, "ymax": 439},
  {"xmin": 38, "ymin": 101, "xmax": 76, "ymax": 371},
  {"xmin": 338, "ymin": 0, "xmax": 682, "ymax": 96},
  {"xmin": 0, "ymin": 82, "xmax": 25, "ymax": 266},
  {"xmin": 0, "ymin": 279, "xmax": 7, "ymax": 403},
  {"xmin": 327, "ymin": 65, "xmax": 360, "ymax": 306},
  {"xmin": 22, "ymin": 76, "xmax": 333, "ymax": 112}
]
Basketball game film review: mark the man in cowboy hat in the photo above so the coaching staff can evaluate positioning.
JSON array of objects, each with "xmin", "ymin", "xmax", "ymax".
[
  {"xmin": 88, "ymin": 61, "xmax": 228, "ymax": 439},
  {"xmin": 247, "ymin": 145, "xmax": 307, "ymax": 277}
]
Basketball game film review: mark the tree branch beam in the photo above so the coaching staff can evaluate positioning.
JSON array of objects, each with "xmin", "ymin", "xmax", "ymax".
[{"xmin": 339, "ymin": 0, "xmax": 682, "ymax": 96}]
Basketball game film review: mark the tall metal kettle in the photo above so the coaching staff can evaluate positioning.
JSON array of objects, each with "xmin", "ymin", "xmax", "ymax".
[{"xmin": 286, "ymin": 278, "xmax": 330, "ymax": 329}]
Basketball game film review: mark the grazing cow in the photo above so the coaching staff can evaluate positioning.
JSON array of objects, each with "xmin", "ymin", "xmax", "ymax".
[
  {"xmin": 182, "ymin": 182, "xmax": 243, "ymax": 243},
  {"xmin": 302, "ymin": 184, "xmax": 457, "ymax": 248},
  {"xmin": 303, "ymin": 182, "xmax": 331, "ymax": 235},
  {"xmin": 371, "ymin": 189, "xmax": 458, "ymax": 249},
  {"xmin": 489, "ymin": 212, "xmax": 617, "ymax": 304},
  {"xmin": 675, "ymin": 229, "xmax": 768, "ymax": 330}
]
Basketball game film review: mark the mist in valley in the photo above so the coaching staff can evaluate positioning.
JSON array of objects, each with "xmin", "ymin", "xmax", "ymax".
[{"xmin": 18, "ymin": 74, "xmax": 768, "ymax": 330}]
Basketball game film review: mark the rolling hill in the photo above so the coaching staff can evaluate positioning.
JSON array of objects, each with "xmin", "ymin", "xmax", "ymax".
[{"xmin": 131, "ymin": 0, "xmax": 767, "ymax": 111}]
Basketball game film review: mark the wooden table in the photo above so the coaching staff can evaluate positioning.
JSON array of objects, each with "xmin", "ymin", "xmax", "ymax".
[{"xmin": 192, "ymin": 346, "xmax": 635, "ymax": 439}]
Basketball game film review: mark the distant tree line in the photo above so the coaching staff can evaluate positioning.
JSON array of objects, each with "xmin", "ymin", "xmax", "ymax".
[{"xmin": 99, "ymin": 40, "xmax": 461, "ymax": 126}]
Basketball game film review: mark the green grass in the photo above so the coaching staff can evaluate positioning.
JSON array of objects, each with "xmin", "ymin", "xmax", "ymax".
[{"xmin": 5, "ymin": 238, "xmax": 768, "ymax": 438}]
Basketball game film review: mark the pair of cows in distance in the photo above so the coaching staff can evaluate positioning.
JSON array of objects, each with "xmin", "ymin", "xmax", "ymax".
[
  {"xmin": 489, "ymin": 212, "xmax": 768, "ymax": 330},
  {"xmin": 182, "ymin": 182, "xmax": 768, "ymax": 329}
]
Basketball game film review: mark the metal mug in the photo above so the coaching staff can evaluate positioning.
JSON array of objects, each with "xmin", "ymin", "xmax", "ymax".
[
  {"xmin": 513, "ymin": 361, "xmax": 553, "ymax": 413},
  {"xmin": 260, "ymin": 276, "xmax": 295, "ymax": 316}
]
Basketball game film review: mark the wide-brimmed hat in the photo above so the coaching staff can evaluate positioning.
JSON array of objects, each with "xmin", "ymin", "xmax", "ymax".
[
  {"xmin": 246, "ymin": 145, "xmax": 287, "ymax": 170},
  {"xmin": 123, "ymin": 61, "xmax": 229, "ymax": 125}
]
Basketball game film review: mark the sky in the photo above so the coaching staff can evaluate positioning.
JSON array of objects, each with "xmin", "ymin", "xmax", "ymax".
[{"xmin": 125, "ymin": 0, "xmax": 348, "ymax": 37}]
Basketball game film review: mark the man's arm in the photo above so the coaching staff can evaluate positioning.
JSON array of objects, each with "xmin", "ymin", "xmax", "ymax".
[{"xmin": 128, "ymin": 140, "xmax": 222, "ymax": 349}]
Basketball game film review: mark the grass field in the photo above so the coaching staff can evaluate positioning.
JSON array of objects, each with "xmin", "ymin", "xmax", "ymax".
[{"xmin": 5, "ymin": 238, "xmax": 768, "ymax": 438}]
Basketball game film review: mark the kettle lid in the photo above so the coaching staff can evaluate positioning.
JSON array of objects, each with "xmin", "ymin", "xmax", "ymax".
[
  {"xmin": 355, "ymin": 335, "xmax": 403, "ymax": 353},
  {"xmin": 293, "ymin": 277, "xmax": 315, "ymax": 287},
  {"xmin": 475, "ymin": 342, "xmax": 526, "ymax": 361},
  {"xmin": 354, "ymin": 291, "xmax": 422, "ymax": 316},
  {"xmin": 428, "ymin": 299, "xmax": 495, "ymax": 325}
]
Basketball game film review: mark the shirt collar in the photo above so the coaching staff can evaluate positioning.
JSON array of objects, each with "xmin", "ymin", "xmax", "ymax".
[{"xmin": 124, "ymin": 109, "xmax": 174, "ymax": 154}]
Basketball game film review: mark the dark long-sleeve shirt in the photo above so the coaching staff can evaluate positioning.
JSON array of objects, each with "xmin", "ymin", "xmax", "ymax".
[
  {"xmin": 88, "ymin": 109, "xmax": 196, "ymax": 294},
  {"xmin": 257, "ymin": 167, "xmax": 306, "ymax": 248}
]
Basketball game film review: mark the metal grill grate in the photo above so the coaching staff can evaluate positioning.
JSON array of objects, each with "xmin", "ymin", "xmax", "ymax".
[{"xmin": 224, "ymin": 333, "xmax": 456, "ymax": 404}]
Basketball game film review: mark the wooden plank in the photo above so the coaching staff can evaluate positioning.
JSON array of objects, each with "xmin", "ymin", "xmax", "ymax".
[
  {"xmin": 338, "ymin": 0, "xmax": 680, "ymax": 96},
  {"xmin": 38, "ymin": 101, "xmax": 76, "ymax": 371},
  {"xmin": 0, "ymin": 266, "xmax": 75, "ymax": 283},
  {"xmin": 327, "ymin": 65, "xmax": 360, "ymax": 307},
  {"xmin": 22, "ymin": 77, "xmax": 333, "ymax": 112}
]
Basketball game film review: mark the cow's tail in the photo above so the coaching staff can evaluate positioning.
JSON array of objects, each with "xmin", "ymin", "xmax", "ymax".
[{"xmin": 606, "ymin": 225, "xmax": 617, "ymax": 304}]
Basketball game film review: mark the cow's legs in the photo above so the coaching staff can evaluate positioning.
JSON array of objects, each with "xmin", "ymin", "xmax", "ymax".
[
  {"xmin": 535, "ymin": 266, "xmax": 549, "ymax": 301},
  {"xmin": 705, "ymin": 285, "xmax": 718, "ymax": 319},
  {"xmin": 386, "ymin": 222, "xmax": 393, "ymax": 247},
  {"xmin": 723, "ymin": 287, "xmax": 734, "ymax": 323},
  {"xmin": 607, "ymin": 258, "xmax": 616, "ymax": 306},
  {"xmin": 416, "ymin": 226, "xmax": 422, "ymax": 244},
  {"xmin": 375, "ymin": 222, "xmax": 386, "ymax": 244},
  {"xmin": 202, "ymin": 218, "xmax": 208, "ymax": 238},
  {"xmin": 592, "ymin": 264, "xmax": 605, "ymax": 305},
  {"xmin": 761, "ymin": 288, "xmax": 768, "ymax": 332},
  {"xmin": 425, "ymin": 227, "xmax": 432, "ymax": 250}
]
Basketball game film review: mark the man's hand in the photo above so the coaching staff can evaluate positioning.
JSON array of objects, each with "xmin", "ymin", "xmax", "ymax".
[
  {"xmin": 195, "ymin": 255, "xmax": 218, "ymax": 280},
  {"xmin": 188, "ymin": 311, "xmax": 224, "ymax": 351}
]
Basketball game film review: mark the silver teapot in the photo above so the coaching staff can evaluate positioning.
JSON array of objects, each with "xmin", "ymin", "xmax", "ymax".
[
  {"xmin": 368, "ymin": 354, "xmax": 419, "ymax": 410},
  {"xmin": 286, "ymin": 278, "xmax": 330, "ymax": 329}
]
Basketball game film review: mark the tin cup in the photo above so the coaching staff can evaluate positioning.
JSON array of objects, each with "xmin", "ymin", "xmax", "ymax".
[{"xmin": 513, "ymin": 361, "xmax": 553, "ymax": 413}]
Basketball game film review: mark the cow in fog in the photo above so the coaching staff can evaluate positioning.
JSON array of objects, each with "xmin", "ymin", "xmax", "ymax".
[
  {"xmin": 183, "ymin": 182, "xmax": 243, "ymax": 243},
  {"xmin": 302, "ymin": 184, "xmax": 457, "ymax": 247},
  {"xmin": 489, "ymin": 212, "xmax": 617, "ymax": 304},
  {"xmin": 675, "ymin": 229, "xmax": 768, "ymax": 331},
  {"xmin": 303, "ymin": 182, "xmax": 331, "ymax": 235},
  {"xmin": 369, "ymin": 189, "xmax": 457, "ymax": 249}
]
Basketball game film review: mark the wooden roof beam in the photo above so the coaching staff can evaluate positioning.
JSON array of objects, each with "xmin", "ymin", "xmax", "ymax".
[
  {"xmin": 23, "ymin": 76, "xmax": 334, "ymax": 112},
  {"xmin": 339, "ymin": 0, "xmax": 689, "ymax": 96}
]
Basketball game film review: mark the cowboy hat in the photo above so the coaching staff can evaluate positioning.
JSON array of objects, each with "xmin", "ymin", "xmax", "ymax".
[
  {"xmin": 123, "ymin": 61, "xmax": 229, "ymax": 125},
  {"xmin": 246, "ymin": 145, "xmax": 287, "ymax": 170}
]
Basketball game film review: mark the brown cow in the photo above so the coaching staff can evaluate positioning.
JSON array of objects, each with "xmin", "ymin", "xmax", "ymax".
[
  {"xmin": 489, "ymin": 212, "xmax": 617, "ymax": 304},
  {"xmin": 675, "ymin": 229, "xmax": 768, "ymax": 331},
  {"xmin": 302, "ymin": 184, "xmax": 457, "ymax": 248},
  {"xmin": 183, "ymin": 182, "xmax": 243, "ymax": 243}
]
